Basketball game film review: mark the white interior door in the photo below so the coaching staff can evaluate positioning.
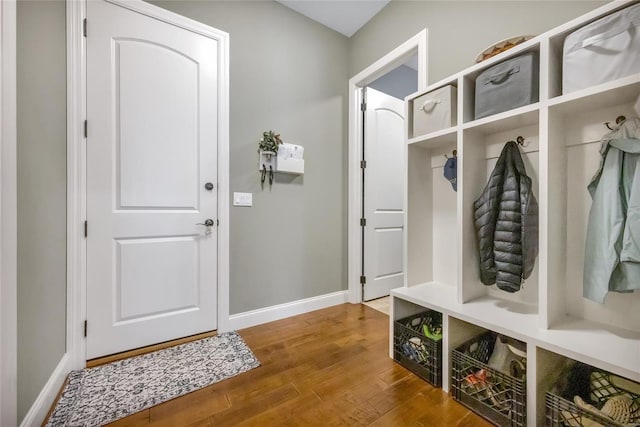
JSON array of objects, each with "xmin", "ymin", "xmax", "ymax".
[
  {"xmin": 363, "ymin": 88, "xmax": 405, "ymax": 301},
  {"xmin": 86, "ymin": 0, "xmax": 219, "ymax": 359}
]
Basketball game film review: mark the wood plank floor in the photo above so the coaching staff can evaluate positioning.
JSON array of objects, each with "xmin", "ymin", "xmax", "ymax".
[{"xmin": 106, "ymin": 303, "xmax": 491, "ymax": 427}]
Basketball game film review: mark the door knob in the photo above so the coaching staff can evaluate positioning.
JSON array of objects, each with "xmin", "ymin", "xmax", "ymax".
[
  {"xmin": 197, "ymin": 219, "xmax": 215, "ymax": 227},
  {"xmin": 205, "ymin": 182, "xmax": 214, "ymax": 191}
]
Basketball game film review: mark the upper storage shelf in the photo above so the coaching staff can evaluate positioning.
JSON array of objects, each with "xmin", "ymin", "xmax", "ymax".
[
  {"xmin": 462, "ymin": 103, "xmax": 539, "ymax": 134},
  {"xmin": 548, "ymin": 73, "xmax": 640, "ymax": 115},
  {"xmin": 407, "ymin": 126, "xmax": 457, "ymax": 148}
]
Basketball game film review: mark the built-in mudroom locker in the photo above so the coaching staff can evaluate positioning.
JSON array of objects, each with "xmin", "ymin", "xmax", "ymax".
[{"xmin": 391, "ymin": 1, "xmax": 640, "ymax": 426}]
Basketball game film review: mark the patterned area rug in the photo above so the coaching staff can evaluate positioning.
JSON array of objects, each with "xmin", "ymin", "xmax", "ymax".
[{"xmin": 46, "ymin": 331, "xmax": 260, "ymax": 427}]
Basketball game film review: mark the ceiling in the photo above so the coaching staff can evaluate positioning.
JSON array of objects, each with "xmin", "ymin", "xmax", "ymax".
[{"xmin": 276, "ymin": 0, "xmax": 390, "ymax": 38}]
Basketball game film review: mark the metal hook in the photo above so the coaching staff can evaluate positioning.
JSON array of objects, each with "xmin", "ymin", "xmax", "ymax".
[
  {"xmin": 444, "ymin": 149, "xmax": 458, "ymax": 159},
  {"xmin": 261, "ymin": 164, "xmax": 266, "ymax": 184},
  {"xmin": 269, "ymin": 165, "xmax": 274, "ymax": 186},
  {"xmin": 605, "ymin": 115, "xmax": 627, "ymax": 130},
  {"xmin": 516, "ymin": 136, "xmax": 525, "ymax": 146}
]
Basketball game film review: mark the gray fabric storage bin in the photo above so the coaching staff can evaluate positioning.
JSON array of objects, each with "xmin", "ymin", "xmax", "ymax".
[{"xmin": 474, "ymin": 52, "xmax": 539, "ymax": 120}]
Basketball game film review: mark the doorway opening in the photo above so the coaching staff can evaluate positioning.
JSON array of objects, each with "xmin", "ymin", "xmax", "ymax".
[
  {"xmin": 361, "ymin": 63, "xmax": 416, "ymax": 304},
  {"xmin": 347, "ymin": 29, "xmax": 428, "ymax": 308}
]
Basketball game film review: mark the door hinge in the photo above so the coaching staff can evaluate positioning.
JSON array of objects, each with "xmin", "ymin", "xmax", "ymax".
[
  {"xmin": 83, "ymin": 120, "xmax": 88, "ymax": 138},
  {"xmin": 84, "ymin": 220, "xmax": 87, "ymax": 238},
  {"xmin": 83, "ymin": 18, "xmax": 87, "ymax": 37},
  {"xmin": 360, "ymin": 160, "xmax": 366, "ymax": 169},
  {"xmin": 360, "ymin": 218, "xmax": 366, "ymax": 227},
  {"xmin": 360, "ymin": 101, "xmax": 367, "ymax": 112},
  {"xmin": 83, "ymin": 320, "xmax": 88, "ymax": 337},
  {"xmin": 217, "ymin": 219, "xmax": 220, "ymax": 226},
  {"xmin": 360, "ymin": 275, "xmax": 366, "ymax": 284}
]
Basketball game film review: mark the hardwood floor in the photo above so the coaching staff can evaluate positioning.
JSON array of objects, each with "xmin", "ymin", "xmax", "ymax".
[
  {"xmin": 363, "ymin": 296, "xmax": 390, "ymax": 315},
  {"xmin": 106, "ymin": 304, "xmax": 491, "ymax": 427}
]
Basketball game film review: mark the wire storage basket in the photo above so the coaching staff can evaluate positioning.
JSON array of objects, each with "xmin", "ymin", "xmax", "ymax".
[
  {"xmin": 451, "ymin": 332, "xmax": 526, "ymax": 427},
  {"xmin": 393, "ymin": 311, "xmax": 443, "ymax": 387},
  {"xmin": 545, "ymin": 362, "xmax": 640, "ymax": 426}
]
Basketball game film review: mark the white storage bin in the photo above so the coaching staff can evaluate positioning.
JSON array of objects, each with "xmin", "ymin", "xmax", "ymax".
[
  {"xmin": 412, "ymin": 85, "xmax": 457, "ymax": 137},
  {"xmin": 563, "ymin": 2, "xmax": 640, "ymax": 94}
]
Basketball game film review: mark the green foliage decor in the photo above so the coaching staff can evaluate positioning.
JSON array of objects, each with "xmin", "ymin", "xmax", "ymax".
[{"xmin": 258, "ymin": 130, "xmax": 283, "ymax": 153}]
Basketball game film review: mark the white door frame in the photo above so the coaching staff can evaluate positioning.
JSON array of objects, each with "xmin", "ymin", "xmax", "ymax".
[
  {"xmin": 67, "ymin": 0, "xmax": 230, "ymax": 369},
  {"xmin": 347, "ymin": 29, "xmax": 428, "ymax": 304},
  {"xmin": 0, "ymin": 1, "xmax": 17, "ymax": 425}
]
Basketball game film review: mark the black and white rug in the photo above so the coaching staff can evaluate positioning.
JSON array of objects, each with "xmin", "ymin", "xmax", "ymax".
[{"xmin": 46, "ymin": 331, "xmax": 260, "ymax": 427}]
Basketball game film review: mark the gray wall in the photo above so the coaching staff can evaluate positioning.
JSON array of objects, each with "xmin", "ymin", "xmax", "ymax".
[
  {"xmin": 16, "ymin": 0, "xmax": 67, "ymax": 422},
  {"xmin": 350, "ymin": 0, "xmax": 608, "ymax": 84},
  {"xmin": 369, "ymin": 64, "xmax": 418, "ymax": 100},
  {"xmin": 151, "ymin": 1, "xmax": 350, "ymax": 314}
]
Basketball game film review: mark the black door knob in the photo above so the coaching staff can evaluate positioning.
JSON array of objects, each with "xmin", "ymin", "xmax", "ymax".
[{"xmin": 205, "ymin": 182, "xmax": 214, "ymax": 191}]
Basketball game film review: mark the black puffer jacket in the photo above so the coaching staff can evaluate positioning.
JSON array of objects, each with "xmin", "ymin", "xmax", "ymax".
[{"xmin": 473, "ymin": 141, "xmax": 538, "ymax": 293}]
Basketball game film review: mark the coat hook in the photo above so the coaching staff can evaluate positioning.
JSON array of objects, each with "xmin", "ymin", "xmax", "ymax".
[
  {"xmin": 516, "ymin": 136, "xmax": 525, "ymax": 145},
  {"xmin": 269, "ymin": 165, "xmax": 274, "ymax": 186},
  {"xmin": 605, "ymin": 115, "xmax": 627, "ymax": 130},
  {"xmin": 261, "ymin": 164, "xmax": 266, "ymax": 184},
  {"xmin": 444, "ymin": 149, "xmax": 458, "ymax": 159}
]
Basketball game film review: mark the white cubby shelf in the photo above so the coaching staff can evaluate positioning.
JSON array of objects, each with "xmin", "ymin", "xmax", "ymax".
[{"xmin": 394, "ymin": 2, "xmax": 640, "ymax": 426}]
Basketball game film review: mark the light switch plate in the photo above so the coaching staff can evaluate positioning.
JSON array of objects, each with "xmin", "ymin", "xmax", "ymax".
[{"xmin": 233, "ymin": 192, "xmax": 252, "ymax": 207}]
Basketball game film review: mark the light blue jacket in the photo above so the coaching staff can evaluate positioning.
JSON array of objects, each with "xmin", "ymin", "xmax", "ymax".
[{"xmin": 584, "ymin": 118, "xmax": 640, "ymax": 303}]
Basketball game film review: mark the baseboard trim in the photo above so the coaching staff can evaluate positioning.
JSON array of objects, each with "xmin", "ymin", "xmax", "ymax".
[
  {"xmin": 228, "ymin": 290, "xmax": 348, "ymax": 331},
  {"xmin": 20, "ymin": 353, "xmax": 71, "ymax": 427}
]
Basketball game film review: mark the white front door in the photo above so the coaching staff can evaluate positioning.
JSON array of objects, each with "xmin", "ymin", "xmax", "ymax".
[
  {"xmin": 86, "ymin": 0, "xmax": 220, "ymax": 359},
  {"xmin": 363, "ymin": 88, "xmax": 405, "ymax": 301}
]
